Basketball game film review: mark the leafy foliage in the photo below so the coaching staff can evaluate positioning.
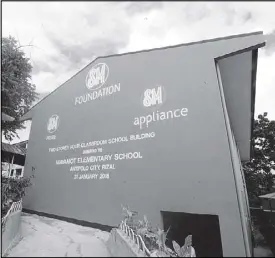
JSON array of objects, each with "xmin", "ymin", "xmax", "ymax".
[
  {"xmin": 121, "ymin": 204, "xmax": 138, "ymax": 229},
  {"xmin": 121, "ymin": 206, "xmax": 193, "ymax": 257},
  {"xmin": 137, "ymin": 215, "xmax": 161, "ymax": 252},
  {"xmin": 1, "ymin": 36, "xmax": 38, "ymax": 141},
  {"xmin": 155, "ymin": 227, "xmax": 170, "ymax": 252},
  {"xmin": 1, "ymin": 175, "xmax": 34, "ymax": 218},
  {"xmin": 242, "ymin": 113, "xmax": 275, "ymax": 207},
  {"xmin": 172, "ymin": 236, "xmax": 195, "ymax": 257}
]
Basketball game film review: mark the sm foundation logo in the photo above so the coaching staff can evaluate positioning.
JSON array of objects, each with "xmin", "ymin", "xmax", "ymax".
[
  {"xmin": 85, "ymin": 63, "xmax": 109, "ymax": 91},
  {"xmin": 75, "ymin": 62, "xmax": 121, "ymax": 105}
]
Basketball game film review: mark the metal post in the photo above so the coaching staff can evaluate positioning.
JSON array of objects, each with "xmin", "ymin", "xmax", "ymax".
[{"xmin": 9, "ymin": 154, "xmax": 15, "ymax": 178}]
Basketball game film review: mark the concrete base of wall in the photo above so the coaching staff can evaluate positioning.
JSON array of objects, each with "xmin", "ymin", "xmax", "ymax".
[
  {"xmin": 22, "ymin": 208, "xmax": 115, "ymax": 232},
  {"xmin": 2, "ymin": 211, "xmax": 22, "ymax": 257},
  {"xmin": 106, "ymin": 228, "xmax": 147, "ymax": 257}
]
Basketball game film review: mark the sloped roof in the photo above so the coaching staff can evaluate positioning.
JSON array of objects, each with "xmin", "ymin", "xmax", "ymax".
[
  {"xmin": 1, "ymin": 142, "xmax": 26, "ymax": 156},
  {"xmin": 19, "ymin": 31, "xmax": 265, "ymax": 122}
]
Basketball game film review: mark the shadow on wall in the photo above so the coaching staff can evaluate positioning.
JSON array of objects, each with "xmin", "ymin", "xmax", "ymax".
[{"xmin": 161, "ymin": 211, "xmax": 223, "ymax": 257}]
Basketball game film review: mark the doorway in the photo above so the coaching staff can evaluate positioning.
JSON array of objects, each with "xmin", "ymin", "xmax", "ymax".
[{"xmin": 161, "ymin": 211, "xmax": 223, "ymax": 257}]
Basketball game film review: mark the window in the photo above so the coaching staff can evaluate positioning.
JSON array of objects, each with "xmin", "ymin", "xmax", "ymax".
[{"xmin": 16, "ymin": 169, "xmax": 22, "ymax": 177}]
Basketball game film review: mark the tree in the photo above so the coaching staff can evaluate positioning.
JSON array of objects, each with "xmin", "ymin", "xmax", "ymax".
[
  {"xmin": 242, "ymin": 112, "xmax": 275, "ymax": 207},
  {"xmin": 1, "ymin": 36, "xmax": 39, "ymax": 141}
]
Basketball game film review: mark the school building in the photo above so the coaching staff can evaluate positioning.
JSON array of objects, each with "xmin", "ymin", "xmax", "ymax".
[{"xmin": 20, "ymin": 31, "xmax": 265, "ymax": 257}]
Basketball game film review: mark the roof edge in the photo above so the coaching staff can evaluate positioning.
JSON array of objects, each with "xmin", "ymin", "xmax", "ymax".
[
  {"xmin": 215, "ymin": 42, "xmax": 265, "ymax": 162},
  {"xmin": 20, "ymin": 31, "xmax": 264, "ymax": 120},
  {"xmin": 215, "ymin": 42, "xmax": 265, "ymax": 61},
  {"xmin": 250, "ymin": 49, "xmax": 259, "ymax": 160}
]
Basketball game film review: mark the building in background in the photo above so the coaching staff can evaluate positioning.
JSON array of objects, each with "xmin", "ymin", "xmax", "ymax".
[
  {"xmin": 14, "ymin": 140, "xmax": 28, "ymax": 150},
  {"xmin": 1, "ymin": 141, "xmax": 27, "ymax": 178},
  {"xmin": 259, "ymin": 193, "xmax": 275, "ymax": 212},
  {"xmin": 19, "ymin": 31, "xmax": 265, "ymax": 257}
]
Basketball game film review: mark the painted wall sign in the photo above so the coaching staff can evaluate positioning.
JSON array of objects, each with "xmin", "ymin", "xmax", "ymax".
[
  {"xmin": 143, "ymin": 86, "xmax": 163, "ymax": 107},
  {"xmin": 134, "ymin": 86, "xmax": 188, "ymax": 129},
  {"xmin": 75, "ymin": 62, "xmax": 121, "ymax": 105},
  {"xmin": 47, "ymin": 114, "xmax": 59, "ymax": 134},
  {"xmin": 47, "ymin": 84, "xmax": 188, "ymax": 181},
  {"xmin": 86, "ymin": 63, "xmax": 109, "ymax": 90},
  {"xmin": 46, "ymin": 114, "xmax": 59, "ymax": 140}
]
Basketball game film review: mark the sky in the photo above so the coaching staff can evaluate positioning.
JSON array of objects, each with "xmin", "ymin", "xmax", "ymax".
[{"xmin": 2, "ymin": 1, "xmax": 275, "ymax": 144}]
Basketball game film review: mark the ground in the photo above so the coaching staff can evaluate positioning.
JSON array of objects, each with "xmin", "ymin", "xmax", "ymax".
[
  {"xmin": 6, "ymin": 212, "xmax": 273, "ymax": 257},
  {"xmin": 254, "ymin": 246, "xmax": 274, "ymax": 257},
  {"xmin": 6, "ymin": 213, "xmax": 111, "ymax": 257},
  {"xmin": 253, "ymin": 226, "xmax": 274, "ymax": 257}
]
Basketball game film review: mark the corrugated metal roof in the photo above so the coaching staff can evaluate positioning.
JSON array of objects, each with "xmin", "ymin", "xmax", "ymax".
[
  {"xmin": 259, "ymin": 192, "xmax": 275, "ymax": 199},
  {"xmin": 1, "ymin": 142, "xmax": 26, "ymax": 156}
]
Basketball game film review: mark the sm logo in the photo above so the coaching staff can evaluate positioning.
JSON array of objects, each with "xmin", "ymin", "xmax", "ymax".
[
  {"xmin": 86, "ymin": 63, "xmax": 109, "ymax": 90},
  {"xmin": 143, "ymin": 86, "xmax": 163, "ymax": 107},
  {"xmin": 47, "ymin": 115, "xmax": 59, "ymax": 134}
]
